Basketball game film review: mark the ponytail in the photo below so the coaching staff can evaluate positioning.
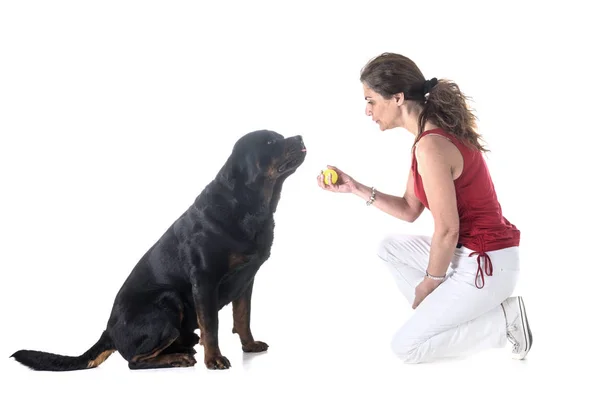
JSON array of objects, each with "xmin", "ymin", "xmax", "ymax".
[{"xmin": 415, "ymin": 79, "xmax": 487, "ymax": 152}]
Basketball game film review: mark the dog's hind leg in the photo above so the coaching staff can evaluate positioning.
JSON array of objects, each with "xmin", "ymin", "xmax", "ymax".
[
  {"xmin": 162, "ymin": 331, "xmax": 199, "ymax": 356},
  {"xmin": 109, "ymin": 290, "xmax": 199, "ymax": 370},
  {"xmin": 111, "ymin": 306, "xmax": 198, "ymax": 369},
  {"xmin": 128, "ymin": 353, "xmax": 197, "ymax": 369},
  {"xmin": 126, "ymin": 325, "xmax": 197, "ymax": 370}
]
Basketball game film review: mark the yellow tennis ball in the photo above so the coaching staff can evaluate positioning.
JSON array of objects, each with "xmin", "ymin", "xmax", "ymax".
[{"xmin": 323, "ymin": 168, "xmax": 338, "ymax": 185}]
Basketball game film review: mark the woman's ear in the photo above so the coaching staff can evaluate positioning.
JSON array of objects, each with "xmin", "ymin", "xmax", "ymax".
[{"xmin": 394, "ymin": 92, "xmax": 405, "ymax": 107}]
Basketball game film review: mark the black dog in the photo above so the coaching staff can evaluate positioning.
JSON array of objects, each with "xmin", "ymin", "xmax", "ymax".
[{"xmin": 11, "ymin": 129, "xmax": 306, "ymax": 371}]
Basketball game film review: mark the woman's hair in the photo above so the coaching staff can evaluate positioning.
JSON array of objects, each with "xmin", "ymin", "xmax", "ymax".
[{"xmin": 360, "ymin": 52, "xmax": 488, "ymax": 152}]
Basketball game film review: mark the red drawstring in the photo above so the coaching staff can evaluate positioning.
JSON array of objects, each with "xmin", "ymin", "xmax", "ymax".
[
  {"xmin": 468, "ymin": 236, "xmax": 493, "ymax": 289},
  {"xmin": 469, "ymin": 251, "xmax": 493, "ymax": 289}
]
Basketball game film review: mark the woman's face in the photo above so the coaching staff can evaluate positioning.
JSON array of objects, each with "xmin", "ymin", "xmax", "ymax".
[{"xmin": 363, "ymin": 83, "xmax": 402, "ymax": 131}]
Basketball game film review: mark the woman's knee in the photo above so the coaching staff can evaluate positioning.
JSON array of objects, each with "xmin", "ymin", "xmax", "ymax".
[
  {"xmin": 377, "ymin": 235, "xmax": 396, "ymax": 262},
  {"xmin": 377, "ymin": 234, "xmax": 425, "ymax": 264},
  {"xmin": 390, "ymin": 330, "xmax": 428, "ymax": 364}
]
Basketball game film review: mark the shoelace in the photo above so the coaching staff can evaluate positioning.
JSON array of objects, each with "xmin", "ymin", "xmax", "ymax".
[{"xmin": 506, "ymin": 324, "xmax": 520, "ymax": 353}]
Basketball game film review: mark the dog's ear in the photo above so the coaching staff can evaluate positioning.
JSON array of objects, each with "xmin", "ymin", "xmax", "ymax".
[
  {"xmin": 241, "ymin": 153, "xmax": 261, "ymax": 186},
  {"xmin": 217, "ymin": 152, "xmax": 237, "ymax": 189},
  {"xmin": 218, "ymin": 151, "xmax": 261, "ymax": 187}
]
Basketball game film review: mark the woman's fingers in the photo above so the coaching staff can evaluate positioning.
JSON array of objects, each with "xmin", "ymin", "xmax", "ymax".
[
  {"xmin": 318, "ymin": 167, "xmax": 345, "ymax": 192},
  {"xmin": 316, "ymin": 172, "xmax": 326, "ymax": 189},
  {"xmin": 327, "ymin": 165, "xmax": 342, "ymax": 176}
]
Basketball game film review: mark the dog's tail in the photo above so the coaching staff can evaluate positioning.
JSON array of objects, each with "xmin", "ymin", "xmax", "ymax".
[{"xmin": 10, "ymin": 330, "xmax": 116, "ymax": 371}]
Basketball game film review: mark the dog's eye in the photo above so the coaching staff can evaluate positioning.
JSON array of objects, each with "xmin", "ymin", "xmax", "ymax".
[{"xmin": 267, "ymin": 139, "xmax": 276, "ymax": 145}]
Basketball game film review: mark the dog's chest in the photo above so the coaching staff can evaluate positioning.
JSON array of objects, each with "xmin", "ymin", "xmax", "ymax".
[
  {"xmin": 240, "ymin": 212, "xmax": 274, "ymax": 247},
  {"xmin": 219, "ymin": 241, "xmax": 271, "ymax": 307},
  {"xmin": 219, "ymin": 219, "xmax": 273, "ymax": 298},
  {"xmin": 228, "ymin": 227, "xmax": 273, "ymax": 271}
]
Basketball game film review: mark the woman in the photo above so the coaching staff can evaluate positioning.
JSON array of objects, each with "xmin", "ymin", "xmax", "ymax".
[{"xmin": 317, "ymin": 53, "xmax": 532, "ymax": 363}]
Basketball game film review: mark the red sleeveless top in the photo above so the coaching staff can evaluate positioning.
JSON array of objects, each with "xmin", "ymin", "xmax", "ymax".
[{"xmin": 411, "ymin": 128, "xmax": 520, "ymax": 288}]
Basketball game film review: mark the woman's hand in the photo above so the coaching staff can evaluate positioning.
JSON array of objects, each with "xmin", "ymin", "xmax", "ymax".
[
  {"xmin": 412, "ymin": 277, "xmax": 443, "ymax": 309},
  {"xmin": 316, "ymin": 165, "xmax": 358, "ymax": 194}
]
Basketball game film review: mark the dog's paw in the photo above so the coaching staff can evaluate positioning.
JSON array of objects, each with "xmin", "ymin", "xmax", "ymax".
[
  {"xmin": 169, "ymin": 353, "xmax": 197, "ymax": 368},
  {"xmin": 204, "ymin": 354, "xmax": 231, "ymax": 370},
  {"xmin": 242, "ymin": 341, "xmax": 269, "ymax": 353}
]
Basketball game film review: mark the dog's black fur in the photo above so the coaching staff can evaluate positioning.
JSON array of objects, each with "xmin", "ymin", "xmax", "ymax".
[{"xmin": 11, "ymin": 129, "xmax": 306, "ymax": 371}]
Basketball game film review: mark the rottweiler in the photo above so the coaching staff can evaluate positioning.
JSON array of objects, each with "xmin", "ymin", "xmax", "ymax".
[{"xmin": 11, "ymin": 129, "xmax": 307, "ymax": 371}]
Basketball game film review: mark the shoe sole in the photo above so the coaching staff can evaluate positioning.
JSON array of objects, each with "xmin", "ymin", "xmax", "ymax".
[{"xmin": 513, "ymin": 296, "xmax": 533, "ymax": 360}]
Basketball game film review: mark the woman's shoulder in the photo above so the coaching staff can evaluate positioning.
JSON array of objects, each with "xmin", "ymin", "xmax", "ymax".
[
  {"xmin": 418, "ymin": 128, "xmax": 480, "ymax": 160},
  {"xmin": 420, "ymin": 128, "xmax": 459, "ymax": 144},
  {"xmin": 414, "ymin": 130, "xmax": 467, "ymax": 179},
  {"xmin": 415, "ymin": 130, "xmax": 460, "ymax": 158}
]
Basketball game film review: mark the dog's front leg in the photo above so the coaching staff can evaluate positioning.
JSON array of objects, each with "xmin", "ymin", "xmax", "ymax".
[
  {"xmin": 192, "ymin": 282, "xmax": 230, "ymax": 370},
  {"xmin": 232, "ymin": 279, "xmax": 269, "ymax": 353}
]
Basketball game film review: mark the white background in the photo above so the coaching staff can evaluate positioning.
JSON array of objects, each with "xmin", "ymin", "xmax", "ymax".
[{"xmin": 1, "ymin": 1, "xmax": 598, "ymax": 398}]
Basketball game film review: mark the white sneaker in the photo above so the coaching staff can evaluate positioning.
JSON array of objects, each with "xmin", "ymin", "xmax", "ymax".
[{"xmin": 501, "ymin": 296, "xmax": 533, "ymax": 360}]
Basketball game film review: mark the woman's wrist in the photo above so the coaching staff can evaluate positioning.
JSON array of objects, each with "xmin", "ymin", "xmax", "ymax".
[
  {"xmin": 423, "ymin": 275, "xmax": 444, "ymax": 288},
  {"xmin": 352, "ymin": 182, "xmax": 369, "ymax": 199},
  {"xmin": 425, "ymin": 271, "xmax": 446, "ymax": 281}
]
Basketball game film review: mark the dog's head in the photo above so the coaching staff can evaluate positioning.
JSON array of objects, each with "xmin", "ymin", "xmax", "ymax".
[{"xmin": 220, "ymin": 130, "xmax": 307, "ymax": 189}]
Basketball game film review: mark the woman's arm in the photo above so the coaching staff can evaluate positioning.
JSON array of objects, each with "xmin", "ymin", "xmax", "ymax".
[
  {"xmin": 414, "ymin": 135, "xmax": 460, "ymax": 277},
  {"xmin": 352, "ymin": 168, "xmax": 425, "ymax": 223}
]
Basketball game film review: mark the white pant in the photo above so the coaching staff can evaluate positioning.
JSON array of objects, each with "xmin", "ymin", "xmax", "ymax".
[{"xmin": 378, "ymin": 234, "xmax": 520, "ymax": 363}]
